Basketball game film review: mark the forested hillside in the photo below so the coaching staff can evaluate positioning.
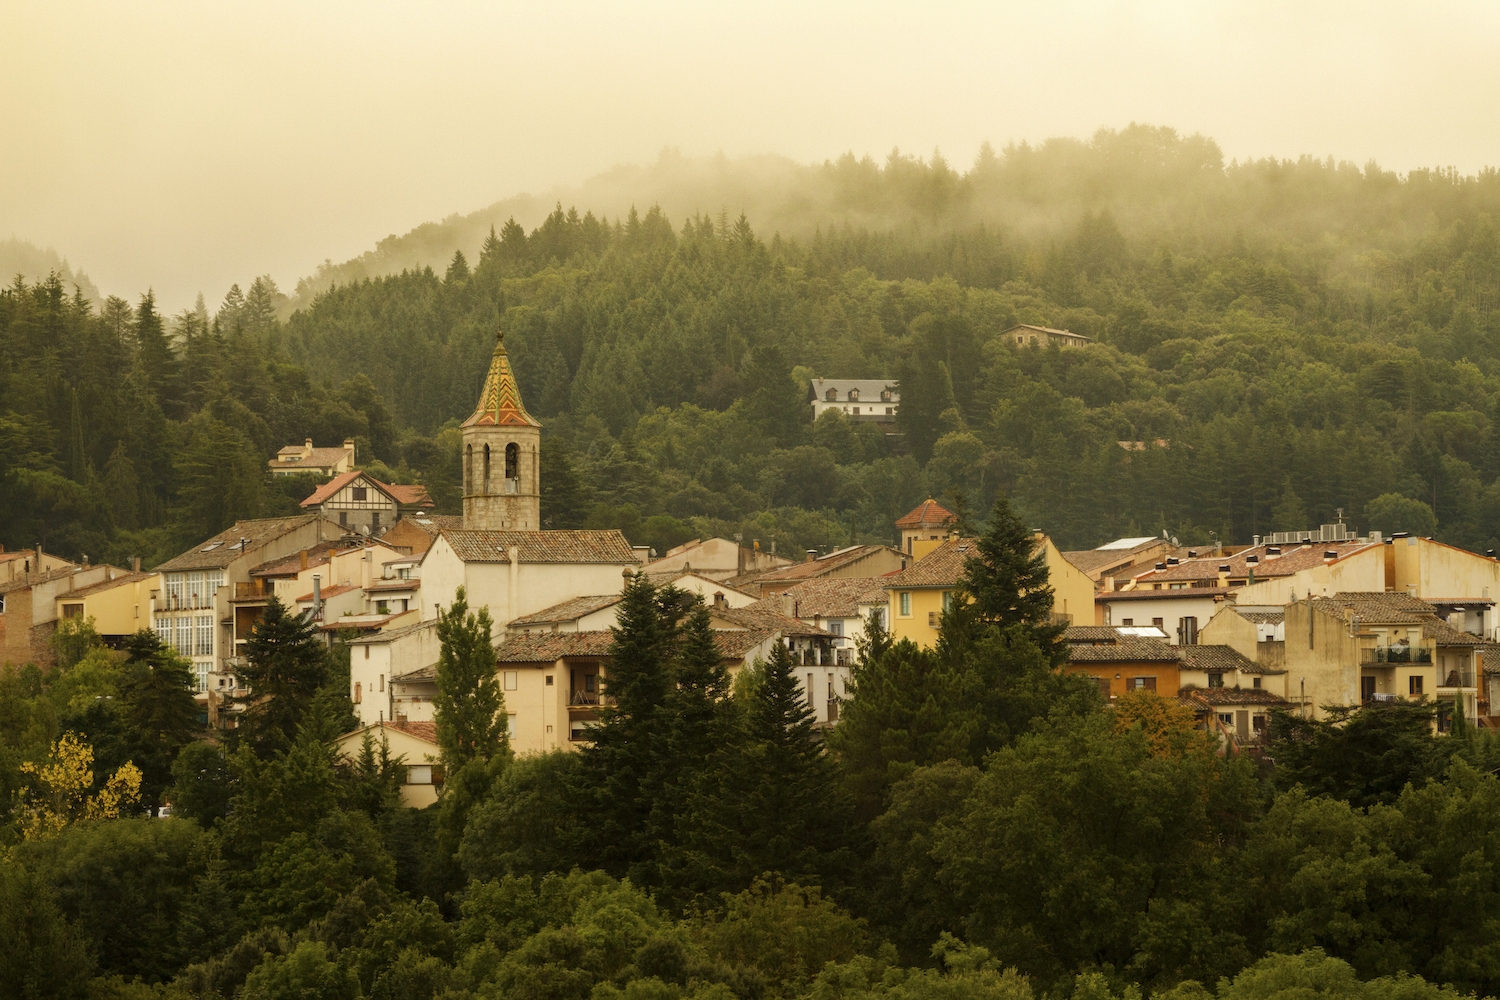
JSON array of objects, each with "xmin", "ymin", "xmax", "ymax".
[{"xmin": 7, "ymin": 124, "xmax": 1500, "ymax": 565}]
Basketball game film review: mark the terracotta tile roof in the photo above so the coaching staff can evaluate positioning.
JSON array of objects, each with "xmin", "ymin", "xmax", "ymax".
[
  {"xmin": 0, "ymin": 566, "xmax": 92, "ymax": 596},
  {"xmin": 392, "ymin": 664, "xmax": 436, "ymax": 682},
  {"xmin": 1422, "ymin": 620, "xmax": 1484, "ymax": 646},
  {"xmin": 1179, "ymin": 687, "xmax": 1290, "ymax": 708},
  {"xmin": 751, "ymin": 577, "xmax": 884, "ymax": 618},
  {"xmin": 750, "ymin": 545, "xmax": 904, "ymax": 587},
  {"xmin": 1234, "ymin": 610, "xmax": 1285, "ymax": 624},
  {"xmin": 295, "ymin": 582, "xmax": 359, "ymax": 602},
  {"xmin": 1479, "ymin": 644, "xmax": 1500, "ymax": 674},
  {"xmin": 441, "ymin": 529, "xmax": 636, "ymax": 564},
  {"xmin": 55, "ymin": 570, "xmax": 152, "ymax": 599},
  {"xmin": 251, "ymin": 542, "xmax": 344, "ymax": 578},
  {"xmin": 1098, "ymin": 587, "xmax": 1234, "ymax": 602},
  {"xmin": 1309, "ymin": 592, "xmax": 1439, "ymax": 624},
  {"xmin": 857, "ymin": 585, "xmax": 890, "ymax": 605},
  {"xmin": 365, "ymin": 579, "xmax": 420, "ymax": 593},
  {"xmin": 711, "ymin": 606, "xmax": 833, "ymax": 636},
  {"xmin": 714, "ymin": 628, "xmax": 778, "ymax": 659},
  {"xmin": 346, "ymin": 619, "xmax": 438, "ymax": 645},
  {"xmin": 895, "ymin": 499, "xmax": 956, "ymax": 529},
  {"xmin": 495, "ymin": 631, "xmax": 615, "ymax": 662},
  {"xmin": 1130, "ymin": 541, "xmax": 1379, "ymax": 586},
  {"xmin": 1064, "ymin": 625, "xmax": 1123, "ymax": 642},
  {"xmin": 1065, "ymin": 634, "xmax": 1182, "ymax": 663},
  {"xmin": 406, "ymin": 515, "xmax": 464, "ymax": 535},
  {"xmin": 508, "ymin": 594, "xmax": 624, "ymax": 627},
  {"xmin": 1181, "ymin": 645, "xmax": 1261, "ymax": 674},
  {"xmin": 385, "ymin": 483, "xmax": 433, "ymax": 507},
  {"xmin": 157, "ymin": 516, "xmax": 329, "ymax": 572},
  {"xmin": 884, "ymin": 539, "xmax": 977, "ymax": 590}
]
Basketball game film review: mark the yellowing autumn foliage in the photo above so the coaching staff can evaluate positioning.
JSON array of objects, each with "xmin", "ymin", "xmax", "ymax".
[{"xmin": 18, "ymin": 731, "xmax": 142, "ymax": 840}]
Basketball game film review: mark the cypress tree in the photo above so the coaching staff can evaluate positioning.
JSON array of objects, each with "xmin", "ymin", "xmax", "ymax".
[{"xmin": 433, "ymin": 586, "xmax": 506, "ymax": 773}]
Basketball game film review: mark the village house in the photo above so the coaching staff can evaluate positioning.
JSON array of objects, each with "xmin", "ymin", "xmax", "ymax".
[
  {"xmin": 155, "ymin": 514, "xmax": 345, "ymax": 724},
  {"xmin": 1278, "ymin": 592, "xmax": 1482, "ymax": 725},
  {"xmin": 1199, "ymin": 607, "xmax": 1288, "ymax": 672},
  {"xmin": 270, "ymin": 438, "xmax": 357, "ymax": 477},
  {"xmin": 808, "ymin": 379, "xmax": 899, "ymax": 424},
  {"xmin": 1062, "ymin": 625, "xmax": 1182, "ymax": 700},
  {"xmin": 895, "ymin": 498, "xmax": 956, "ymax": 558},
  {"xmin": 749, "ymin": 576, "xmax": 888, "ymax": 666},
  {"xmin": 333, "ymin": 720, "xmax": 443, "ymax": 807},
  {"xmin": 299, "ymin": 470, "xmax": 434, "ymax": 535},
  {"xmin": 347, "ymin": 618, "xmax": 443, "ymax": 728},
  {"xmin": 884, "ymin": 529, "xmax": 1094, "ymax": 649},
  {"xmin": 1, "ymin": 548, "xmax": 114, "ymax": 667},
  {"xmin": 54, "ymin": 564, "xmax": 159, "ymax": 649},
  {"xmin": 1002, "ymin": 324, "xmax": 1092, "ymax": 348},
  {"xmin": 641, "ymin": 537, "xmax": 792, "ymax": 583},
  {"xmin": 1062, "ymin": 536, "xmax": 1196, "ymax": 591},
  {"xmin": 381, "ymin": 514, "xmax": 464, "ymax": 557},
  {"xmin": 730, "ymin": 543, "xmax": 906, "ymax": 598}
]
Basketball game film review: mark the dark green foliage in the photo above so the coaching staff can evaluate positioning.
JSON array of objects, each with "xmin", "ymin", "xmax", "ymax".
[
  {"xmin": 1268, "ymin": 702, "xmax": 1445, "ymax": 808},
  {"xmin": 0, "ymin": 859, "xmax": 92, "ymax": 999},
  {"xmin": 948, "ymin": 492, "xmax": 1066, "ymax": 662},
  {"xmin": 118, "ymin": 630, "xmax": 199, "ymax": 811},
  {"xmin": 168, "ymin": 739, "xmax": 230, "ymax": 825},
  {"xmin": 234, "ymin": 597, "xmax": 329, "ymax": 754},
  {"xmin": 433, "ymin": 586, "xmax": 507, "ymax": 772}
]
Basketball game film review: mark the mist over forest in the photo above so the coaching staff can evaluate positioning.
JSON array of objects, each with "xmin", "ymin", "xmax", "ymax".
[{"xmin": 5, "ymin": 123, "xmax": 1500, "ymax": 566}]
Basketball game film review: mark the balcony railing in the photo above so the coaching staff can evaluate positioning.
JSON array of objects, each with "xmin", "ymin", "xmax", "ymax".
[
  {"xmin": 1438, "ymin": 669, "xmax": 1477, "ymax": 689},
  {"xmin": 569, "ymin": 691, "xmax": 617, "ymax": 708},
  {"xmin": 1363, "ymin": 646, "xmax": 1433, "ymax": 664}
]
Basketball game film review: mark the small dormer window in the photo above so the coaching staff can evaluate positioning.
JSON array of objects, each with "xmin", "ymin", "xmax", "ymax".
[
  {"xmin": 825, "ymin": 388, "xmax": 837, "ymax": 401},
  {"xmin": 848, "ymin": 388, "xmax": 859, "ymax": 401},
  {"xmin": 881, "ymin": 389, "xmax": 892, "ymax": 401}
]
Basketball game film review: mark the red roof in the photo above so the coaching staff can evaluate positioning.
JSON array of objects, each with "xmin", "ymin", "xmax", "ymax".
[
  {"xmin": 895, "ymin": 499, "xmax": 956, "ymax": 529},
  {"xmin": 295, "ymin": 582, "xmax": 359, "ymax": 602},
  {"xmin": 300, "ymin": 471, "xmax": 433, "ymax": 509}
]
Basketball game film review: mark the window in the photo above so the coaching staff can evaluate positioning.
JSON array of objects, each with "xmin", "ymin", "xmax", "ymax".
[
  {"xmin": 165, "ymin": 574, "xmax": 185, "ymax": 608},
  {"xmin": 371, "ymin": 511, "xmax": 380, "ymax": 531},
  {"xmin": 187, "ymin": 571, "xmax": 204, "ymax": 605},
  {"xmin": 62, "ymin": 603, "xmax": 83, "ymax": 618},
  {"xmin": 352, "ymin": 487, "xmax": 367, "ymax": 501},
  {"xmin": 546, "ymin": 675, "xmax": 553, "ymax": 685},
  {"xmin": 175, "ymin": 617, "xmax": 191, "ymax": 656},
  {"xmin": 1410, "ymin": 674, "xmax": 1424, "ymax": 695},
  {"xmin": 407, "ymin": 765, "xmax": 433, "ymax": 785},
  {"xmin": 584, "ymin": 673, "xmax": 596, "ymax": 693},
  {"xmin": 376, "ymin": 600, "xmax": 389, "ymax": 615},
  {"xmin": 852, "ymin": 406, "xmax": 859, "ymax": 415},
  {"xmin": 154, "ymin": 616, "xmax": 171, "ymax": 645},
  {"xmin": 354, "ymin": 682, "xmax": 362, "ymax": 704},
  {"xmin": 1121, "ymin": 618, "xmax": 1134, "ymax": 626},
  {"xmin": 1208, "ymin": 672, "xmax": 1224, "ymax": 688},
  {"xmin": 1151, "ymin": 617, "xmax": 1164, "ymax": 630},
  {"xmin": 505, "ymin": 442, "xmax": 519, "ymax": 480},
  {"xmin": 195, "ymin": 615, "xmax": 213, "ymax": 656},
  {"xmin": 504, "ymin": 671, "xmax": 518, "ymax": 691},
  {"xmin": 195, "ymin": 663, "xmax": 209, "ymax": 692},
  {"xmin": 928, "ymin": 611, "xmax": 938, "ymax": 627},
  {"xmin": 339, "ymin": 511, "xmax": 348, "ymax": 527},
  {"xmin": 364, "ymin": 645, "xmax": 370, "ymax": 659},
  {"xmin": 807, "ymin": 673, "xmax": 815, "ymax": 705},
  {"xmin": 826, "ymin": 388, "xmax": 837, "ymax": 400},
  {"xmin": 1219, "ymin": 713, "xmax": 1234, "ymax": 726},
  {"xmin": 1252, "ymin": 676, "xmax": 1262, "ymax": 689},
  {"xmin": 483, "ymin": 444, "xmax": 491, "ymax": 490},
  {"xmin": 828, "ymin": 621, "xmax": 842, "ymax": 637},
  {"xmin": 1179, "ymin": 616, "xmax": 1199, "ymax": 645},
  {"xmin": 942, "ymin": 591, "xmax": 953, "ymax": 611},
  {"xmin": 885, "ymin": 407, "xmax": 893, "ymax": 414},
  {"xmin": 379, "ymin": 674, "xmax": 385, "ymax": 693},
  {"xmin": 507, "ymin": 714, "xmax": 517, "ymax": 737},
  {"xmin": 848, "ymin": 388, "xmax": 859, "ymax": 401},
  {"xmin": 1129, "ymin": 676, "xmax": 1157, "ymax": 691},
  {"xmin": 881, "ymin": 389, "xmax": 892, "ymax": 401},
  {"xmin": 899, "ymin": 592, "xmax": 911, "ymax": 616},
  {"xmin": 465, "ymin": 444, "xmax": 472, "ymax": 492}
]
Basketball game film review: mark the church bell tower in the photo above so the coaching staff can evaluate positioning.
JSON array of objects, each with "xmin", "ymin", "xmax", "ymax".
[{"xmin": 461, "ymin": 328, "xmax": 542, "ymax": 530}]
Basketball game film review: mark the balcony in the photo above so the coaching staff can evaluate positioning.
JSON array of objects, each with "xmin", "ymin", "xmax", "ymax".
[
  {"xmin": 568, "ymin": 691, "xmax": 617, "ymax": 709},
  {"xmin": 1438, "ymin": 668, "xmax": 1477, "ymax": 690},
  {"xmin": 1363, "ymin": 646, "xmax": 1433, "ymax": 664}
]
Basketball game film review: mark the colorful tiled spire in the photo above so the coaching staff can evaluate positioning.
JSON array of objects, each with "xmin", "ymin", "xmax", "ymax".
[{"xmin": 462, "ymin": 327, "xmax": 540, "ymax": 428}]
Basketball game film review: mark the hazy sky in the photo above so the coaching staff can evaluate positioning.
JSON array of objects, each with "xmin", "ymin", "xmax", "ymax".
[{"xmin": 4, "ymin": 1, "xmax": 1500, "ymax": 311}]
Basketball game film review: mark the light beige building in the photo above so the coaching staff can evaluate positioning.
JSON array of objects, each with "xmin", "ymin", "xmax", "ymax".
[
  {"xmin": 750, "ymin": 576, "xmax": 888, "ymax": 666},
  {"xmin": 54, "ymin": 568, "xmax": 159, "ymax": 646},
  {"xmin": 1, "ymin": 552, "xmax": 112, "ymax": 667},
  {"xmin": 641, "ymin": 537, "xmax": 792, "ymax": 582},
  {"xmin": 348, "ymin": 619, "xmax": 442, "ymax": 728},
  {"xmin": 155, "ymin": 515, "xmax": 344, "ymax": 723},
  {"xmin": 1002, "ymin": 324, "xmax": 1092, "ymax": 348},
  {"xmin": 733, "ymin": 544, "xmax": 907, "ymax": 599},
  {"xmin": 1280, "ymin": 592, "xmax": 1481, "ymax": 725},
  {"xmin": 808, "ymin": 379, "xmax": 899, "ymax": 424},
  {"xmin": 895, "ymin": 498, "xmax": 956, "ymax": 558},
  {"xmin": 334, "ymin": 720, "xmax": 443, "ymax": 808},
  {"xmin": 299, "ymin": 470, "xmax": 433, "ymax": 535},
  {"xmin": 271, "ymin": 438, "xmax": 356, "ymax": 476}
]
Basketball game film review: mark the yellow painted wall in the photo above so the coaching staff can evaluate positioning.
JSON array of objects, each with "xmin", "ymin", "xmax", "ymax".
[
  {"xmin": 887, "ymin": 586, "xmax": 950, "ymax": 648},
  {"xmin": 55, "ymin": 574, "xmax": 160, "ymax": 638},
  {"xmin": 1044, "ymin": 538, "xmax": 1096, "ymax": 627}
]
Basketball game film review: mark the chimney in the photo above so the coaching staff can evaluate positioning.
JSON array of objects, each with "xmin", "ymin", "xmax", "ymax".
[
  {"xmin": 805, "ymin": 549, "xmax": 817, "ymax": 563},
  {"xmin": 344, "ymin": 438, "xmax": 356, "ymax": 464},
  {"xmin": 132, "ymin": 556, "xmax": 141, "ymax": 573},
  {"xmin": 1218, "ymin": 564, "xmax": 1231, "ymax": 587},
  {"xmin": 780, "ymin": 593, "xmax": 795, "ymax": 616},
  {"xmin": 300, "ymin": 550, "xmax": 309, "ymax": 572},
  {"xmin": 304, "ymin": 437, "xmax": 314, "ymax": 458},
  {"xmin": 713, "ymin": 591, "xmax": 727, "ymax": 609}
]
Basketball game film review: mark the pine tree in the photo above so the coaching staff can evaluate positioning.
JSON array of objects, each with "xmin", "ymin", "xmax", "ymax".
[
  {"xmin": 433, "ymin": 586, "xmax": 507, "ymax": 773},
  {"xmin": 120, "ymin": 629, "xmax": 200, "ymax": 811},
  {"xmin": 582, "ymin": 573, "xmax": 684, "ymax": 876},
  {"xmin": 708, "ymin": 641, "xmax": 851, "ymax": 892},
  {"xmin": 236, "ymin": 598, "xmax": 330, "ymax": 755},
  {"xmin": 133, "ymin": 290, "xmax": 178, "ymax": 412},
  {"xmin": 948, "ymin": 492, "xmax": 1066, "ymax": 662},
  {"xmin": 102, "ymin": 441, "xmax": 139, "ymax": 530},
  {"xmin": 445, "ymin": 250, "xmax": 471, "ymax": 283}
]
